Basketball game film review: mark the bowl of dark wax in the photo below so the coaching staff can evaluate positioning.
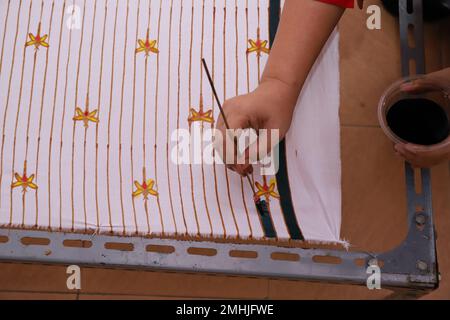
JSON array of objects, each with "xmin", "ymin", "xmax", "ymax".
[{"xmin": 378, "ymin": 76, "xmax": 450, "ymax": 148}]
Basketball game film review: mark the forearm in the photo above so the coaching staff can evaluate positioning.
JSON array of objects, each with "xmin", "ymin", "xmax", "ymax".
[{"xmin": 261, "ymin": 0, "xmax": 344, "ymax": 110}]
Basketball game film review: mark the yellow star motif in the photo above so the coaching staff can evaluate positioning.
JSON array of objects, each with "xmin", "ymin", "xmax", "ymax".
[
  {"xmin": 73, "ymin": 95, "xmax": 99, "ymax": 128},
  {"xmin": 255, "ymin": 177, "xmax": 279, "ymax": 201},
  {"xmin": 247, "ymin": 28, "xmax": 269, "ymax": 57},
  {"xmin": 12, "ymin": 161, "xmax": 38, "ymax": 193},
  {"xmin": 133, "ymin": 168, "xmax": 158, "ymax": 200},
  {"xmin": 188, "ymin": 95, "xmax": 214, "ymax": 124},
  {"xmin": 135, "ymin": 28, "xmax": 159, "ymax": 56},
  {"xmin": 26, "ymin": 23, "xmax": 49, "ymax": 50}
]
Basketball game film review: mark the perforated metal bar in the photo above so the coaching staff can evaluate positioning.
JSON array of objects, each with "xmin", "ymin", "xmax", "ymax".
[
  {"xmin": 399, "ymin": 0, "xmax": 425, "ymax": 75},
  {"xmin": 0, "ymin": 227, "xmax": 434, "ymax": 289},
  {"xmin": 376, "ymin": 0, "xmax": 439, "ymax": 292}
]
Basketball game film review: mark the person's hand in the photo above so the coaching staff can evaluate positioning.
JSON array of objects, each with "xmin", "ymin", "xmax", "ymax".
[
  {"xmin": 215, "ymin": 78, "xmax": 299, "ymax": 176},
  {"xmin": 394, "ymin": 68, "xmax": 450, "ymax": 168},
  {"xmin": 400, "ymin": 68, "xmax": 450, "ymax": 94}
]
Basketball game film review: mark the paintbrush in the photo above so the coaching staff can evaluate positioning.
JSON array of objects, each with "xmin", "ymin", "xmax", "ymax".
[{"xmin": 201, "ymin": 58, "xmax": 271, "ymax": 220}]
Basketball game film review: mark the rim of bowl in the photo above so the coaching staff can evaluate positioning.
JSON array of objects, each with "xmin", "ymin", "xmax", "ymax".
[{"xmin": 378, "ymin": 75, "xmax": 450, "ymax": 149}]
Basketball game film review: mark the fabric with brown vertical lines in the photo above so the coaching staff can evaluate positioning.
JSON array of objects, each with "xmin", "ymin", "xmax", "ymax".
[{"xmin": 0, "ymin": 0, "xmax": 343, "ymax": 245}]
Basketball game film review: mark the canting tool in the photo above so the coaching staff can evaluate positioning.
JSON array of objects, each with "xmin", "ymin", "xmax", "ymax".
[{"xmin": 201, "ymin": 58, "xmax": 276, "ymax": 238}]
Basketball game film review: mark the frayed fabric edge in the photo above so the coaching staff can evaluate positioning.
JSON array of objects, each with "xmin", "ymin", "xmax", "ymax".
[{"xmin": 0, "ymin": 223, "xmax": 350, "ymax": 250}]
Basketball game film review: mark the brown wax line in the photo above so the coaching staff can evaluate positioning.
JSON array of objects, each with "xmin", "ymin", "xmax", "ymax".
[
  {"xmin": 9, "ymin": 0, "xmax": 33, "ymax": 225},
  {"xmin": 247, "ymin": 0, "xmax": 256, "ymax": 198},
  {"xmin": 235, "ymin": 0, "xmax": 253, "ymax": 237},
  {"xmin": 106, "ymin": 0, "xmax": 119, "ymax": 233},
  {"xmin": 188, "ymin": 3, "xmax": 200, "ymax": 235},
  {"xmin": 165, "ymin": 0, "xmax": 178, "ymax": 234},
  {"xmin": 23, "ymin": 2, "xmax": 43, "ymax": 226},
  {"xmin": 144, "ymin": 195, "xmax": 150, "ymax": 235},
  {"xmin": 245, "ymin": 0, "xmax": 250, "ymax": 92},
  {"xmin": 142, "ymin": 0, "xmax": 151, "ymax": 169},
  {"xmin": 82, "ymin": 124, "xmax": 88, "ymax": 230},
  {"xmin": 130, "ymin": 0, "xmax": 141, "ymax": 234},
  {"xmin": 199, "ymin": 0, "xmax": 214, "ymax": 236},
  {"xmin": 211, "ymin": 0, "xmax": 227, "ymax": 237},
  {"xmin": 245, "ymin": 0, "xmax": 256, "ymax": 192},
  {"xmin": 257, "ymin": 3, "xmax": 261, "ymax": 83},
  {"xmin": 0, "ymin": 0, "xmax": 12, "ymax": 76},
  {"xmin": 153, "ymin": 0, "xmax": 165, "ymax": 235},
  {"xmin": 34, "ymin": 1, "xmax": 56, "ymax": 227},
  {"xmin": 70, "ymin": 0, "xmax": 87, "ymax": 231},
  {"xmin": 38, "ymin": 0, "xmax": 44, "ymax": 20},
  {"xmin": 58, "ymin": 0, "xmax": 76, "ymax": 230},
  {"xmin": 25, "ymin": 2, "xmax": 45, "ymax": 160},
  {"xmin": 142, "ymin": 46, "xmax": 148, "ymax": 167},
  {"xmin": 140, "ymin": 2, "xmax": 152, "ymax": 235},
  {"xmin": 118, "ymin": 0, "xmax": 130, "ymax": 235},
  {"xmin": 82, "ymin": 0, "xmax": 99, "ymax": 231},
  {"xmin": 94, "ymin": 1, "xmax": 109, "ymax": 230},
  {"xmin": 262, "ymin": 175, "xmax": 278, "ymax": 239},
  {"xmin": 47, "ymin": 0, "xmax": 67, "ymax": 229},
  {"xmin": 142, "ymin": 168, "xmax": 150, "ymax": 234},
  {"xmin": 175, "ymin": 3, "xmax": 188, "ymax": 233},
  {"xmin": 222, "ymin": 3, "xmax": 240, "ymax": 236},
  {"xmin": 0, "ymin": 0, "xmax": 22, "ymax": 211},
  {"xmin": 86, "ymin": 0, "xmax": 98, "ymax": 91}
]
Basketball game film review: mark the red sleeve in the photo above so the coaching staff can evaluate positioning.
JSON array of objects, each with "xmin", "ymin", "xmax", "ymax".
[{"xmin": 316, "ymin": 0, "xmax": 354, "ymax": 8}]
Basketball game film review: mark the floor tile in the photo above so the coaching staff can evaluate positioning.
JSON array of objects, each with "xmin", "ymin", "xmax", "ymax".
[
  {"xmin": 79, "ymin": 267, "xmax": 269, "ymax": 299},
  {"xmin": 339, "ymin": 0, "xmax": 402, "ymax": 127},
  {"xmin": 341, "ymin": 126, "xmax": 408, "ymax": 252},
  {"xmin": 0, "ymin": 262, "xmax": 73, "ymax": 293}
]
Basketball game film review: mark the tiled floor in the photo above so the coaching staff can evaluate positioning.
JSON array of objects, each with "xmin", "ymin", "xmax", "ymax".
[{"xmin": 1, "ymin": 0, "xmax": 449, "ymax": 299}]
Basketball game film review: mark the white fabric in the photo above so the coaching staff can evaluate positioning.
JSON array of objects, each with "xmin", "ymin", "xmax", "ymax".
[
  {"xmin": 0, "ymin": 0, "xmax": 342, "ymax": 244},
  {"xmin": 286, "ymin": 30, "xmax": 342, "ymax": 243}
]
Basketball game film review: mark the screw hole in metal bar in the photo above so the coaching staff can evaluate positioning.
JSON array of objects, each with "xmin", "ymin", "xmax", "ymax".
[
  {"xmin": 409, "ymin": 59, "xmax": 417, "ymax": 75},
  {"xmin": 312, "ymin": 255, "xmax": 342, "ymax": 265},
  {"xmin": 408, "ymin": 24, "xmax": 416, "ymax": 48},
  {"xmin": 0, "ymin": 236, "xmax": 8, "ymax": 244},
  {"xmin": 414, "ymin": 168, "xmax": 423, "ymax": 194},
  {"xmin": 415, "ymin": 212, "xmax": 427, "ymax": 229},
  {"xmin": 187, "ymin": 247, "xmax": 218, "ymax": 257},
  {"xmin": 407, "ymin": 0, "xmax": 414, "ymax": 14},
  {"xmin": 354, "ymin": 258, "xmax": 365, "ymax": 267},
  {"xmin": 415, "ymin": 204, "xmax": 425, "ymax": 212},
  {"xmin": 20, "ymin": 237, "xmax": 50, "ymax": 246},
  {"xmin": 146, "ymin": 244, "xmax": 175, "ymax": 254},
  {"xmin": 104, "ymin": 242, "xmax": 134, "ymax": 252},
  {"xmin": 270, "ymin": 252, "xmax": 300, "ymax": 262},
  {"xmin": 369, "ymin": 259, "xmax": 385, "ymax": 268},
  {"xmin": 229, "ymin": 250, "xmax": 258, "ymax": 259},
  {"xmin": 63, "ymin": 239, "xmax": 93, "ymax": 248}
]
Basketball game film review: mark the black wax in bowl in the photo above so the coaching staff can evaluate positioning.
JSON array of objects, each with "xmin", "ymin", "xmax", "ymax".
[{"xmin": 386, "ymin": 98, "xmax": 450, "ymax": 145}]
